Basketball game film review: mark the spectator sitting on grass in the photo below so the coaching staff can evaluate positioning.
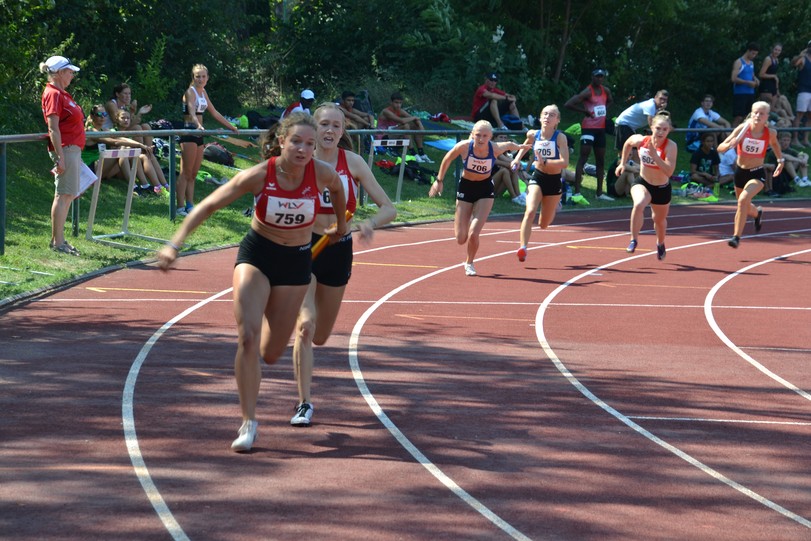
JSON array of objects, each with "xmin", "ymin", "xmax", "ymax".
[
  {"xmin": 471, "ymin": 72, "xmax": 520, "ymax": 131},
  {"xmin": 685, "ymin": 94, "xmax": 731, "ymax": 150},
  {"xmin": 84, "ymin": 104, "xmax": 152, "ymax": 186},
  {"xmin": 377, "ymin": 91, "xmax": 433, "ymax": 163},
  {"xmin": 718, "ymin": 146, "xmax": 737, "ymax": 192},
  {"xmin": 492, "ymin": 133, "xmax": 527, "ymax": 205},
  {"xmin": 338, "ymin": 90, "xmax": 374, "ymax": 129},
  {"xmin": 689, "ymin": 132, "xmax": 721, "ymax": 188},
  {"xmin": 606, "ymin": 148, "xmax": 640, "ymax": 198},
  {"xmin": 767, "ymin": 131, "xmax": 809, "ymax": 188}
]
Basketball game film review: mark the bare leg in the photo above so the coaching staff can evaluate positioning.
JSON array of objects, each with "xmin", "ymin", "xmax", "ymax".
[
  {"xmin": 539, "ymin": 193, "xmax": 562, "ymax": 229},
  {"xmin": 454, "ymin": 200, "xmax": 474, "ymax": 247},
  {"xmin": 629, "ymin": 183, "xmax": 652, "ymax": 241},
  {"xmin": 732, "ymin": 180, "xmax": 763, "ymax": 237},
  {"xmin": 594, "ymin": 146, "xmax": 606, "ymax": 195},
  {"xmin": 650, "ymin": 203, "xmax": 670, "ymax": 245},
  {"xmin": 465, "ymin": 198, "xmax": 495, "ymax": 264},
  {"xmin": 519, "ymin": 185, "xmax": 541, "ymax": 248},
  {"xmin": 488, "ymin": 100, "xmax": 504, "ymax": 128},
  {"xmin": 232, "ymin": 264, "xmax": 272, "ymax": 422},
  {"xmin": 51, "ymin": 193, "xmax": 75, "ymax": 247}
]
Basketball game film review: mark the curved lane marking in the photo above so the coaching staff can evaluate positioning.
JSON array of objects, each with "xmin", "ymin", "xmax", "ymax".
[
  {"xmin": 123, "ymin": 212, "xmax": 810, "ymax": 538},
  {"xmin": 704, "ymin": 247, "xmax": 811, "ymax": 401},
  {"xmin": 123, "ymin": 288, "xmax": 233, "ymax": 541},
  {"xmin": 535, "ymin": 233, "xmax": 811, "ymax": 529}
]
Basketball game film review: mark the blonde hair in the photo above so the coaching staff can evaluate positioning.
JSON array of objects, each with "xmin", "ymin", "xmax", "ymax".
[
  {"xmin": 471, "ymin": 120, "xmax": 493, "ymax": 136},
  {"xmin": 752, "ymin": 100, "xmax": 771, "ymax": 113},
  {"xmin": 313, "ymin": 103, "xmax": 354, "ymax": 151},
  {"xmin": 540, "ymin": 104, "xmax": 560, "ymax": 117},
  {"xmin": 39, "ymin": 62, "xmax": 60, "ymax": 80},
  {"xmin": 189, "ymin": 64, "xmax": 208, "ymax": 86}
]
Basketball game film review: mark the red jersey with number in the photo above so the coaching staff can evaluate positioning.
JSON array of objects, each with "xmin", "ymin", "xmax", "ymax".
[
  {"xmin": 41, "ymin": 83, "xmax": 86, "ymax": 151},
  {"xmin": 637, "ymin": 136, "xmax": 669, "ymax": 170},
  {"xmin": 581, "ymin": 85, "xmax": 608, "ymax": 130},
  {"xmin": 254, "ymin": 157, "xmax": 319, "ymax": 229},
  {"xmin": 736, "ymin": 125, "xmax": 770, "ymax": 159},
  {"xmin": 318, "ymin": 148, "xmax": 357, "ymax": 214}
]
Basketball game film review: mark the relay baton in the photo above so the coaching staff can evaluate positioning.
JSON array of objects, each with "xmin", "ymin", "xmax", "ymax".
[{"xmin": 311, "ymin": 210, "xmax": 353, "ymax": 259}]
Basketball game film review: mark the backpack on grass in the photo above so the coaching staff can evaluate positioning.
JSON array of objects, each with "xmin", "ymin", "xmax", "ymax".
[{"xmin": 203, "ymin": 142, "xmax": 234, "ymax": 167}]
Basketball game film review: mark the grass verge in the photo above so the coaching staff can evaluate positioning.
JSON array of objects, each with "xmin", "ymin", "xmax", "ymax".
[{"xmin": 2, "ymin": 123, "xmax": 806, "ymax": 306}]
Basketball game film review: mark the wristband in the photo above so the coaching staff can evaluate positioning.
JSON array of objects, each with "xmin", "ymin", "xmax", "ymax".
[{"xmin": 166, "ymin": 242, "xmax": 182, "ymax": 251}]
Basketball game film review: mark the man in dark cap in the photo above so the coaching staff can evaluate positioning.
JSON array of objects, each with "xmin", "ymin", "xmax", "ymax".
[{"xmin": 471, "ymin": 72, "xmax": 521, "ymax": 130}]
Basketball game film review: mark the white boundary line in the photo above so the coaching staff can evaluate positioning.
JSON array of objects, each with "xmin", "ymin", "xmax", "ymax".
[
  {"xmin": 123, "ymin": 288, "xmax": 233, "ymax": 541},
  {"xmin": 534, "ymin": 233, "xmax": 811, "ymax": 529},
  {"xmin": 123, "ymin": 209, "xmax": 810, "ymax": 538},
  {"xmin": 703, "ymin": 247, "xmax": 811, "ymax": 402}
]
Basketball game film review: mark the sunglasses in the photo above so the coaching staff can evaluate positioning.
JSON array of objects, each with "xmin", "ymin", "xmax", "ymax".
[{"xmin": 94, "ymin": 111, "xmax": 108, "ymax": 118}]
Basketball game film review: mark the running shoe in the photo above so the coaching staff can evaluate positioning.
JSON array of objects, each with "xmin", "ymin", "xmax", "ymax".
[
  {"xmin": 570, "ymin": 193, "xmax": 590, "ymax": 206},
  {"xmin": 728, "ymin": 236, "xmax": 740, "ymax": 249},
  {"xmin": 754, "ymin": 207, "xmax": 763, "ymax": 232},
  {"xmin": 419, "ymin": 153, "xmax": 435, "ymax": 164},
  {"xmin": 626, "ymin": 239, "xmax": 637, "ymax": 253},
  {"xmin": 657, "ymin": 243, "xmax": 666, "ymax": 261},
  {"xmin": 596, "ymin": 193, "xmax": 615, "ymax": 201},
  {"xmin": 290, "ymin": 402, "xmax": 314, "ymax": 427},
  {"xmin": 464, "ymin": 262, "xmax": 477, "ymax": 276},
  {"xmin": 511, "ymin": 195, "xmax": 525, "ymax": 206},
  {"xmin": 517, "ymin": 246, "xmax": 527, "ymax": 262},
  {"xmin": 176, "ymin": 207, "xmax": 188, "ymax": 218},
  {"xmin": 231, "ymin": 419, "xmax": 258, "ymax": 452}
]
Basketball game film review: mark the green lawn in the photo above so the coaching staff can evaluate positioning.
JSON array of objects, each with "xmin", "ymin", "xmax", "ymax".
[{"xmin": 2, "ymin": 122, "xmax": 806, "ymax": 305}]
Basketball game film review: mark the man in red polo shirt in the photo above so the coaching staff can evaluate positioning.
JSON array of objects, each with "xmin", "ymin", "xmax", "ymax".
[{"xmin": 471, "ymin": 72, "xmax": 520, "ymax": 130}]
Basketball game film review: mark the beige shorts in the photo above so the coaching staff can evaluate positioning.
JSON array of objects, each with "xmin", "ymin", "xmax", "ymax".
[{"xmin": 49, "ymin": 145, "xmax": 81, "ymax": 196}]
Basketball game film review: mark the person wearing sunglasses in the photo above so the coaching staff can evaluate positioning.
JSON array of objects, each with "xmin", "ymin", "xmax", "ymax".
[{"xmin": 83, "ymin": 104, "xmax": 149, "ymax": 185}]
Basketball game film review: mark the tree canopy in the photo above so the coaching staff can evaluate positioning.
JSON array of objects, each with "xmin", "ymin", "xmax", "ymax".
[{"xmin": 2, "ymin": 0, "xmax": 809, "ymax": 133}]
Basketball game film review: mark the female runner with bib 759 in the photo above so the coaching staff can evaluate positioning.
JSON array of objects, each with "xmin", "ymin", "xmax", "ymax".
[{"xmin": 157, "ymin": 112, "xmax": 347, "ymax": 452}]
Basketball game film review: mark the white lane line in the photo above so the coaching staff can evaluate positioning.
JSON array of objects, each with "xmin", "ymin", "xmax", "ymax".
[
  {"xmin": 123, "ymin": 287, "xmax": 233, "ymax": 541},
  {"xmin": 628, "ymin": 416, "xmax": 811, "ymax": 426},
  {"xmin": 535, "ymin": 234, "xmax": 811, "ymax": 529},
  {"xmin": 348, "ymin": 268, "xmax": 532, "ymax": 541},
  {"xmin": 703, "ymin": 247, "xmax": 811, "ymax": 402},
  {"xmin": 118, "ymin": 212, "xmax": 810, "ymax": 538},
  {"xmin": 341, "ymin": 218, "xmax": 721, "ymax": 538}
]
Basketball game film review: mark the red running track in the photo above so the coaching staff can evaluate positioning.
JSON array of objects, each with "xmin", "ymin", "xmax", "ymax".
[{"xmin": 1, "ymin": 201, "xmax": 810, "ymax": 540}]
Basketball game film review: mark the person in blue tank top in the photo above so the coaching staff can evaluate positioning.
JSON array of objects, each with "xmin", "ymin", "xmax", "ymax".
[
  {"xmin": 429, "ymin": 120, "xmax": 530, "ymax": 276},
  {"xmin": 731, "ymin": 42, "xmax": 760, "ymax": 127},
  {"xmin": 509, "ymin": 105, "xmax": 570, "ymax": 263},
  {"xmin": 791, "ymin": 41, "xmax": 811, "ymax": 148}
]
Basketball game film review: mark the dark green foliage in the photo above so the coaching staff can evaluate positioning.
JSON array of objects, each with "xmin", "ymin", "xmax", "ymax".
[{"xmin": 2, "ymin": 0, "xmax": 811, "ymax": 132}]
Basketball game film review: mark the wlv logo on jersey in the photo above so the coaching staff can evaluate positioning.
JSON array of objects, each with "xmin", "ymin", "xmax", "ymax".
[{"xmin": 277, "ymin": 200, "xmax": 307, "ymax": 210}]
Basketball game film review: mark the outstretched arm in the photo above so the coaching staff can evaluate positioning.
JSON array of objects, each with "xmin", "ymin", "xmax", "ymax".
[
  {"xmin": 157, "ymin": 162, "xmax": 265, "ymax": 269},
  {"xmin": 429, "ymin": 141, "xmax": 467, "ymax": 197}
]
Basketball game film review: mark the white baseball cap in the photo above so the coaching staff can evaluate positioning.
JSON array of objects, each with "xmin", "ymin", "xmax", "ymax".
[
  {"xmin": 46, "ymin": 56, "xmax": 80, "ymax": 72},
  {"xmin": 300, "ymin": 89, "xmax": 315, "ymax": 100}
]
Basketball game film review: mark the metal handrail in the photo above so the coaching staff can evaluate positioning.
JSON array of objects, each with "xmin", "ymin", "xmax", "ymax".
[{"xmin": 3, "ymin": 124, "xmax": 809, "ymax": 255}]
